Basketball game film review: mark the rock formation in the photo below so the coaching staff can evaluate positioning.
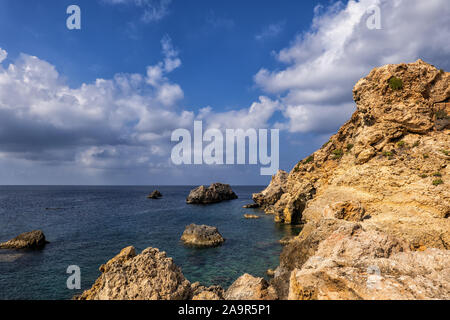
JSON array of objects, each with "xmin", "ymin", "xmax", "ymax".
[
  {"xmin": 77, "ymin": 246, "xmax": 228, "ymax": 300},
  {"xmin": 243, "ymin": 203, "xmax": 260, "ymax": 209},
  {"xmin": 250, "ymin": 60, "xmax": 450, "ymax": 300},
  {"xmin": 186, "ymin": 183, "xmax": 238, "ymax": 204},
  {"xmin": 147, "ymin": 190, "xmax": 163, "ymax": 199},
  {"xmin": 244, "ymin": 214, "xmax": 260, "ymax": 219},
  {"xmin": 0, "ymin": 230, "xmax": 49, "ymax": 250},
  {"xmin": 181, "ymin": 224, "xmax": 225, "ymax": 247},
  {"xmin": 224, "ymin": 274, "xmax": 278, "ymax": 300}
]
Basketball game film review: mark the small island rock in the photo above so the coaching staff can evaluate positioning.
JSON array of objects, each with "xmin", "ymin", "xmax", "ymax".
[
  {"xmin": 186, "ymin": 183, "xmax": 237, "ymax": 204},
  {"xmin": 181, "ymin": 224, "xmax": 225, "ymax": 247},
  {"xmin": 147, "ymin": 190, "xmax": 163, "ymax": 199},
  {"xmin": 0, "ymin": 230, "xmax": 49, "ymax": 250}
]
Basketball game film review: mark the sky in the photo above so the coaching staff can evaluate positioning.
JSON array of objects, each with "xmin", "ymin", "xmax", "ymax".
[{"xmin": 0, "ymin": 0, "xmax": 448, "ymax": 185}]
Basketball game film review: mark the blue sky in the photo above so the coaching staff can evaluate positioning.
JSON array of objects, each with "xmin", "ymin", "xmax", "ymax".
[{"xmin": 0, "ymin": 0, "xmax": 448, "ymax": 185}]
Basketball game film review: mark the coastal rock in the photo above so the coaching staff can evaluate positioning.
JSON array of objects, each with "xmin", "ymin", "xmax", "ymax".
[
  {"xmin": 224, "ymin": 274, "xmax": 278, "ymax": 300},
  {"xmin": 244, "ymin": 214, "xmax": 260, "ymax": 219},
  {"xmin": 77, "ymin": 247, "xmax": 192, "ymax": 300},
  {"xmin": 147, "ymin": 190, "xmax": 163, "ymax": 199},
  {"xmin": 252, "ymin": 170, "xmax": 288, "ymax": 208},
  {"xmin": 323, "ymin": 201, "xmax": 366, "ymax": 222},
  {"xmin": 186, "ymin": 183, "xmax": 238, "ymax": 204},
  {"xmin": 288, "ymin": 226, "xmax": 449, "ymax": 300},
  {"xmin": 0, "ymin": 230, "xmax": 48, "ymax": 250},
  {"xmin": 191, "ymin": 282, "xmax": 224, "ymax": 300},
  {"xmin": 181, "ymin": 224, "xmax": 225, "ymax": 247}
]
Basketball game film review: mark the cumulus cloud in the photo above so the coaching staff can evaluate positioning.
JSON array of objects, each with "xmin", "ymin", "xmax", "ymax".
[
  {"xmin": 0, "ymin": 48, "xmax": 7, "ymax": 63},
  {"xmin": 0, "ymin": 37, "xmax": 189, "ymax": 171},
  {"xmin": 254, "ymin": 0, "xmax": 450, "ymax": 133}
]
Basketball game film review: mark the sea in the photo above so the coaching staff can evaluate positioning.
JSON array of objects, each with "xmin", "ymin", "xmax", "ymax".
[{"xmin": 0, "ymin": 186, "xmax": 300, "ymax": 300}]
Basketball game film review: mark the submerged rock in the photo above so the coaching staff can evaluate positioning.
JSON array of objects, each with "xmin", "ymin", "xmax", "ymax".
[
  {"xmin": 147, "ymin": 190, "xmax": 163, "ymax": 199},
  {"xmin": 244, "ymin": 214, "xmax": 260, "ymax": 219},
  {"xmin": 181, "ymin": 224, "xmax": 225, "ymax": 247},
  {"xmin": 186, "ymin": 183, "xmax": 238, "ymax": 204},
  {"xmin": 0, "ymin": 230, "xmax": 49, "ymax": 250},
  {"xmin": 243, "ymin": 203, "xmax": 260, "ymax": 209}
]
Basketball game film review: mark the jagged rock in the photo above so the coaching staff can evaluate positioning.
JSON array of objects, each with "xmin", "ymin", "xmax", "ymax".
[
  {"xmin": 258, "ymin": 60, "xmax": 449, "ymax": 247},
  {"xmin": 224, "ymin": 274, "xmax": 278, "ymax": 300},
  {"xmin": 279, "ymin": 236, "xmax": 295, "ymax": 246},
  {"xmin": 181, "ymin": 224, "xmax": 225, "ymax": 247},
  {"xmin": 147, "ymin": 190, "xmax": 162, "ymax": 199},
  {"xmin": 0, "ymin": 230, "xmax": 49, "ymax": 250},
  {"xmin": 288, "ymin": 226, "xmax": 449, "ymax": 300},
  {"xmin": 244, "ymin": 214, "xmax": 260, "ymax": 219},
  {"xmin": 191, "ymin": 282, "xmax": 224, "ymax": 300},
  {"xmin": 243, "ymin": 203, "xmax": 260, "ymax": 209},
  {"xmin": 323, "ymin": 201, "xmax": 366, "ymax": 222},
  {"xmin": 252, "ymin": 170, "xmax": 288, "ymax": 208},
  {"xmin": 186, "ymin": 183, "xmax": 238, "ymax": 204},
  {"xmin": 77, "ymin": 247, "xmax": 192, "ymax": 300},
  {"xmin": 266, "ymin": 269, "xmax": 275, "ymax": 277}
]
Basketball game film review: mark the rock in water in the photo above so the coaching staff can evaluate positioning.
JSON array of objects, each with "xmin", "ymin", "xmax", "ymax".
[
  {"xmin": 147, "ymin": 190, "xmax": 163, "ymax": 199},
  {"xmin": 244, "ymin": 214, "xmax": 260, "ymax": 219},
  {"xmin": 77, "ymin": 247, "xmax": 192, "ymax": 300},
  {"xmin": 243, "ymin": 203, "xmax": 260, "ymax": 209},
  {"xmin": 181, "ymin": 224, "xmax": 225, "ymax": 247},
  {"xmin": 0, "ymin": 230, "xmax": 48, "ymax": 250},
  {"xmin": 186, "ymin": 183, "xmax": 238, "ymax": 204}
]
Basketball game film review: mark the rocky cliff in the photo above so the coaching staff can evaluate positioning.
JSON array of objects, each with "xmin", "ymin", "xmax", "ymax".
[{"xmin": 252, "ymin": 59, "xmax": 449, "ymax": 299}]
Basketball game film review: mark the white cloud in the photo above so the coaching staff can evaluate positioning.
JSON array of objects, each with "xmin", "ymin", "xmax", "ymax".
[
  {"xmin": 255, "ymin": 22, "xmax": 285, "ymax": 41},
  {"xmin": 254, "ymin": 0, "xmax": 450, "ymax": 133},
  {"xmin": 0, "ymin": 48, "xmax": 7, "ymax": 63},
  {"xmin": 0, "ymin": 36, "xmax": 188, "ymax": 171}
]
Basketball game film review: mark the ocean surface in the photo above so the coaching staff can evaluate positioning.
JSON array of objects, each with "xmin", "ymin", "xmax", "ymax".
[{"xmin": 0, "ymin": 186, "xmax": 300, "ymax": 300}]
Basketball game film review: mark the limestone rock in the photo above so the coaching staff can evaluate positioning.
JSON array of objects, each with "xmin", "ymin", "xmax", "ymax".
[
  {"xmin": 147, "ymin": 190, "xmax": 162, "ymax": 199},
  {"xmin": 244, "ymin": 214, "xmax": 260, "ymax": 219},
  {"xmin": 252, "ymin": 170, "xmax": 288, "ymax": 208},
  {"xmin": 186, "ymin": 183, "xmax": 237, "ymax": 204},
  {"xmin": 323, "ymin": 201, "xmax": 366, "ymax": 222},
  {"xmin": 77, "ymin": 247, "xmax": 192, "ymax": 300},
  {"xmin": 0, "ymin": 230, "xmax": 49, "ymax": 250},
  {"xmin": 288, "ymin": 227, "xmax": 449, "ymax": 300},
  {"xmin": 191, "ymin": 282, "xmax": 224, "ymax": 300},
  {"xmin": 224, "ymin": 274, "xmax": 278, "ymax": 300},
  {"xmin": 181, "ymin": 224, "xmax": 225, "ymax": 247}
]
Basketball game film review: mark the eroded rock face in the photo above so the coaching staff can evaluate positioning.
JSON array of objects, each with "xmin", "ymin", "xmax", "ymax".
[
  {"xmin": 191, "ymin": 282, "xmax": 224, "ymax": 300},
  {"xmin": 147, "ymin": 190, "xmax": 162, "ymax": 199},
  {"xmin": 77, "ymin": 247, "xmax": 192, "ymax": 300},
  {"xmin": 255, "ymin": 60, "xmax": 450, "ymax": 300},
  {"xmin": 224, "ymin": 274, "xmax": 278, "ymax": 300},
  {"xmin": 288, "ymin": 226, "xmax": 449, "ymax": 300},
  {"xmin": 252, "ymin": 170, "xmax": 288, "ymax": 208},
  {"xmin": 186, "ymin": 183, "xmax": 238, "ymax": 204},
  {"xmin": 0, "ymin": 230, "xmax": 48, "ymax": 250},
  {"xmin": 181, "ymin": 224, "xmax": 225, "ymax": 247}
]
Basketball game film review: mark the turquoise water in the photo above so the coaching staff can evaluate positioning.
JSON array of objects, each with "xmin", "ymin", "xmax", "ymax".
[{"xmin": 0, "ymin": 186, "xmax": 300, "ymax": 300}]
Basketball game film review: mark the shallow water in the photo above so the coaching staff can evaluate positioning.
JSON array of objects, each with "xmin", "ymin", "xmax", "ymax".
[{"xmin": 0, "ymin": 186, "xmax": 300, "ymax": 300}]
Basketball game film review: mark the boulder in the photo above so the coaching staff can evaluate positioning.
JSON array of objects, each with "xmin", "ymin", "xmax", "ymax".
[
  {"xmin": 77, "ymin": 247, "xmax": 192, "ymax": 300},
  {"xmin": 186, "ymin": 183, "xmax": 238, "ymax": 204},
  {"xmin": 0, "ymin": 230, "xmax": 49, "ymax": 250},
  {"xmin": 191, "ymin": 282, "xmax": 224, "ymax": 300},
  {"xmin": 181, "ymin": 224, "xmax": 225, "ymax": 247},
  {"xmin": 147, "ymin": 190, "xmax": 162, "ymax": 199},
  {"xmin": 224, "ymin": 274, "xmax": 277, "ymax": 300}
]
